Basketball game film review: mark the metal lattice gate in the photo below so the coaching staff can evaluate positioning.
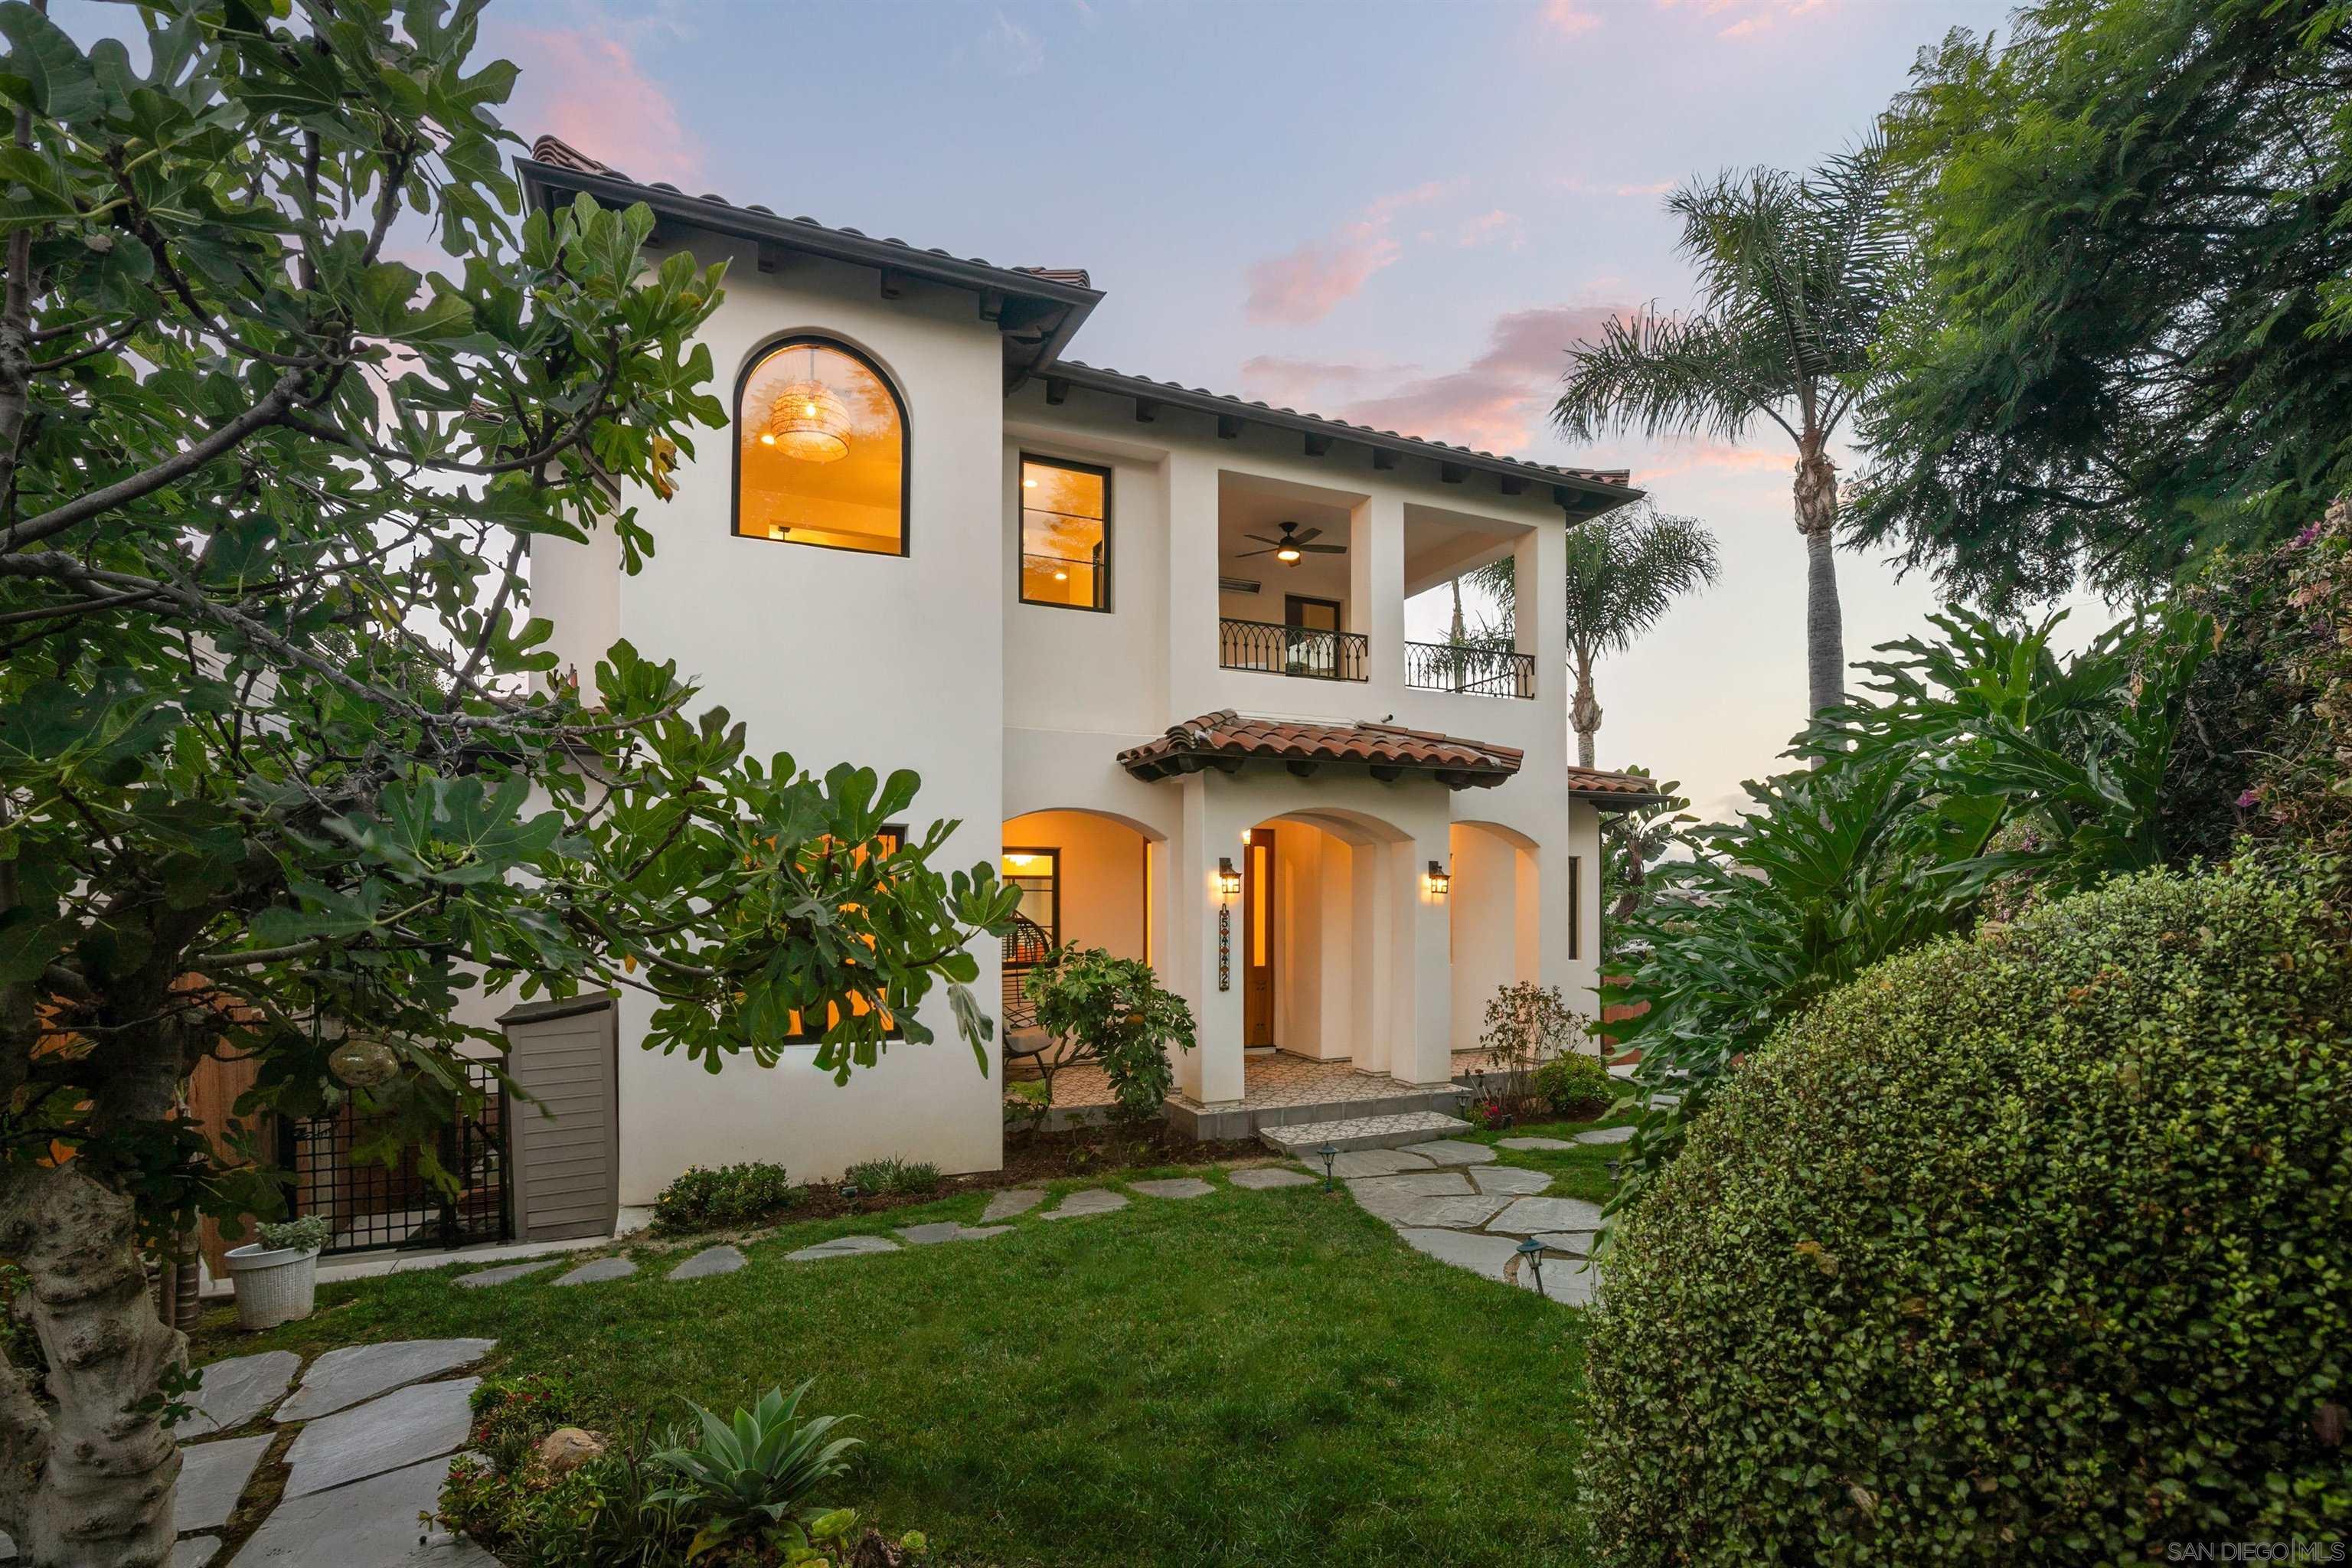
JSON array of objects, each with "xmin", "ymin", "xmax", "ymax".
[{"xmin": 279, "ymin": 1060, "xmax": 511, "ymax": 1256}]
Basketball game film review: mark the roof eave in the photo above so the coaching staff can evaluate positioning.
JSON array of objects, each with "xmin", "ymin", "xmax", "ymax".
[
  {"xmin": 1042, "ymin": 363, "xmax": 1644, "ymax": 514},
  {"xmin": 516, "ymin": 156, "xmax": 1104, "ymax": 388}
]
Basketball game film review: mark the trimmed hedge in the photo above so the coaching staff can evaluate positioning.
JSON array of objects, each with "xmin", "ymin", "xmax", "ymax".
[{"xmin": 1583, "ymin": 858, "xmax": 2352, "ymax": 1563}]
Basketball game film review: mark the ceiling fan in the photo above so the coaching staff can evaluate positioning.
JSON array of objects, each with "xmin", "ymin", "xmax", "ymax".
[{"xmin": 1237, "ymin": 521, "xmax": 1347, "ymax": 565}]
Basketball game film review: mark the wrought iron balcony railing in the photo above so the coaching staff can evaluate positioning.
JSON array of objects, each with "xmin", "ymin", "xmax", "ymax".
[
  {"xmin": 1403, "ymin": 639, "xmax": 1536, "ymax": 699},
  {"xmin": 1218, "ymin": 616, "xmax": 1368, "ymax": 681}
]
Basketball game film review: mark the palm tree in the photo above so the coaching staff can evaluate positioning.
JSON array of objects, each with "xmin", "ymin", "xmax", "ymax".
[
  {"xmin": 1471, "ymin": 500, "xmax": 1719, "ymax": 767},
  {"xmin": 1554, "ymin": 139, "xmax": 1901, "ymax": 719}
]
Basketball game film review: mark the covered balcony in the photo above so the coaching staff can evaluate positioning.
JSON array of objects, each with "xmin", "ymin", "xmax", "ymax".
[{"xmin": 1215, "ymin": 474, "xmax": 1364, "ymax": 683}]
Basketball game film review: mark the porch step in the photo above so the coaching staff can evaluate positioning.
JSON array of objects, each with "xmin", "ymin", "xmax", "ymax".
[{"xmin": 1260, "ymin": 1110, "xmax": 1474, "ymax": 1156}]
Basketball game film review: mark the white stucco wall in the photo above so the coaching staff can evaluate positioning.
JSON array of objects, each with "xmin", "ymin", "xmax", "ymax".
[{"xmin": 532, "ymin": 240, "xmax": 1011, "ymax": 1198}]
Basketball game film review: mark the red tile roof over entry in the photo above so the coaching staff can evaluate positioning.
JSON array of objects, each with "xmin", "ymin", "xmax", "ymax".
[{"xmin": 1117, "ymin": 712, "xmax": 1524, "ymax": 790}]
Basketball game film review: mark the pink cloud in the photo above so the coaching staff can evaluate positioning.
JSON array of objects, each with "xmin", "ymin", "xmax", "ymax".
[
  {"xmin": 1542, "ymin": 0, "xmax": 1604, "ymax": 34},
  {"xmin": 1656, "ymin": 0, "xmax": 1833, "ymax": 40},
  {"xmin": 502, "ymin": 24, "xmax": 705, "ymax": 188},
  {"xmin": 1456, "ymin": 209, "xmax": 1524, "ymax": 249},
  {"xmin": 1244, "ymin": 182, "xmax": 1447, "ymax": 325},
  {"xmin": 1334, "ymin": 303, "xmax": 1628, "ymax": 454},
  {"xmin": 1240, "ymin": 355, "xmax": 1422, "ymax": 407}
]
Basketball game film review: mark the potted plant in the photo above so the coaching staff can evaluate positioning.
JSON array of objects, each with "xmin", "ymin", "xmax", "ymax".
[{"xmin": 225, "ymin": 1215, "xmax": 331, "ymax": 1330}]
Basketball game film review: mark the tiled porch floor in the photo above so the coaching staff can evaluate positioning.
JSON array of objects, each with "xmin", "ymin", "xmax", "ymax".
[{"xmin": 1034, "ymin": 1050, "xmax": 1486, "ymax": 1112}]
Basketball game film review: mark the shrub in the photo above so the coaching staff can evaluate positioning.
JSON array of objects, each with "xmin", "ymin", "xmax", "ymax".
[
  {"xmin": 652, "ymin": 1161, "xmax": 797, "ymax": 1233},
  {"xmin": 256, "ymin": 1215, "xmax": 332, "ymax": 1253},
  {"xmin": 1476, "ymin": 982, "xmax": 1588, "ymax": 1109},
  {"xmin": 1583, "ymin": 857, "xmax": 2352, "ymax": 1563},
  {"xmin": 1025, "ymin": 947, "xmax": 1196, "ymax": 1123},
  {"xmin": 841, "ymin": 1158, "xmax": 939, "ymax": 1197},
  {"xmin": 439, "ymin": 1380, "xmax": 685, "ymax": 1568},
  {"xmin": 1532, "ymin": 1052, "xmax": 1612, "ymax": 1120}
]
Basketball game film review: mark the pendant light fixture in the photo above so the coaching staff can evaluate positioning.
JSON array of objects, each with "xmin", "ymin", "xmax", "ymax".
[{"xmin": 760, "ymin": 344, "xmax": 851, "ymax": 463}]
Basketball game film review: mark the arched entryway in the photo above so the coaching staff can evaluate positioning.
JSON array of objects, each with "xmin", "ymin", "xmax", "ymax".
[
  {"xmin": 1448, "ymin": 818, "xmax": 1542, "ymax": 1053},
  {"xmin": 1240, "ymin": 805, "xmax": 1423, "ymax": 1079}
]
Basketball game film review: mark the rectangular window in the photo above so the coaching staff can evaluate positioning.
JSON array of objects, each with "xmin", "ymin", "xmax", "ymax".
[
  {"xmin": 782, "ymin": 825, "xmax": 906, "ymax": 1043},
  {"xmin": 1020, "ymin": 456, "xmax": 1111, "ymax": 611},
  {"xmin": 1568, "ymin": 854, "xmax": 1582, "ymax": 962},
  {"xmin": 1000, "ymin": 847, "xmax": 1060, "ymax": 951}
]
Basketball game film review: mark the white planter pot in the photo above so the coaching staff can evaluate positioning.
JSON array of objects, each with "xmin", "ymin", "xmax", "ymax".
[{"xmin": 224, "ymin": 1243, "xmax": 320, "ymax": 1331}]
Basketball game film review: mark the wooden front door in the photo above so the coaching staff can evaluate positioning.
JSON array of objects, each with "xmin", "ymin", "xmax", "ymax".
[{"xmin": 1243, "ymin": 827, "xmax": 1276, "ymax": 1046}]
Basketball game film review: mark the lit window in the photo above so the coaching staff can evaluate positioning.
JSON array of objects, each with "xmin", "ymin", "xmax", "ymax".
[
  {"xmin": 1000, "ymin": 847, "xmax": 1060, "ymax": 957},
  {"xmin": 1020, "ymin": 456, "xmax": 1109, "ymax": 610},
  {"xmin": 735, "ymin": 338, "xmax": 906, "ymax": 556}
]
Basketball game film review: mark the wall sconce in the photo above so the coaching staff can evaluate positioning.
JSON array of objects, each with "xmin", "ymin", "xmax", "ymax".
[
  {"xmin": 1426, "ymin": 860, "xmax": 1450, "ymax": 898},
  {"xmin": 1217, "ymin": 858, "xmax": 1241, "ymax": 899}
]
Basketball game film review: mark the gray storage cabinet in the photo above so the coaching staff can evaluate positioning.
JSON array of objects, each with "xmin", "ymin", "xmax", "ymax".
[{"xmin": 496, "ymin": 996, "xmax": 620, "ymax": 1241}]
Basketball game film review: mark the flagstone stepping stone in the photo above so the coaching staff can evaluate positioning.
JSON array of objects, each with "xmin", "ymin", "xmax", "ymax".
[
  {"xmin": 668, "ymin": 1245, "xmax": 746, "ymax": 1280},
  {"xmin": 553, "ymin": 1256, "xmax": 636, "ymax": 1287},
  {"xmin": 894, "ymin": 1222, "xmax": 1011, "ymax": 1246},
  {"xmin": 178, "ymin": 1432, "xmax": 272, "ymax": 1532},
  {"xmin": 1227, "ymin": 1167, "xmax": 1316, "ymax": 1190},
  {"xmin": 785, "ymin": 1234, "xmax": 900, "ymax": 1262},
  {"xmin": 980, "ymin": 1187, "xmax": 1044, "ymax": 1221},
  {"xmin": 1468, "ymin": 1165, "xmax": 1553, "ymax": 1196},
  {"xmin": 276, "ymin": 1338, "xmax": 494, "ymax": 1423},
  {"xmin": 1394, "ymin": 1227, "xmax": 1544, "ymax": 1290},
  {"xmin": 1487, "ymin": 1195, "xmax": 1608, "ymax": 1236},
  {"xmin": 230, "ymin": 1452, "xmax": 496, "ymax": 1566},
  {"xmin": 182, "ymin": 1349, "xmax": 299, "ymax": 1436},
  {"xmin": 1328, "ymin": 1147, "xmax": 1436, "ymax": 1180},
  {"xmin": 1496, "ymin": 1136, "xmax": 1575, "ymax": 1151},
  {"xmin": 1130, "ymin": 1178, "xmax": 1214, "ymax": 1199},
  {"xmin": 1576, "ymin": 1125, "xmax": 1636, "ymax": 1145},
  {"xmin": 454, "ymin": 1259, "xmax": 559, "ymax": 1289},
  {"xmin": 1394, "ymin": 1138, "xmax": 1496, "ymax": 1166},
  {"xmin": 1387, "ymin": 1194, "xmax": 1513, "ymax": 1230},
  {"xmin": 1524, "ymin": 1256, "xmax": 1601, "ymax": 1307},
  {"xmin": 1040, "ymin": 1188, "xmax": 1128, "ymax": 1220},
  {"xmin": 282, "ymin": 1376, "xmax": 479, "ymax": 1499},
  {"xmin": 1345, "ymin": 1171, "xmax": 1474, "ymax": 1223},
  {"xmin": 174, "ymin": 1538, "xmax": 220, "ymax": 1567}
]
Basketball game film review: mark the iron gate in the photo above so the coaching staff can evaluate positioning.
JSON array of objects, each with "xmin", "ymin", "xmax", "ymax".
[{"xmin": 279, "ymin": 1060, "xmax": 511, "ymax": 1256}]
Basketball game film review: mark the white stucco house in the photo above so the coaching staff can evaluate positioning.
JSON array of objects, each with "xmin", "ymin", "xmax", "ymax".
[{"xmin": 511, "ymin": 136, "xmax": 1667, "ymax": 1210}]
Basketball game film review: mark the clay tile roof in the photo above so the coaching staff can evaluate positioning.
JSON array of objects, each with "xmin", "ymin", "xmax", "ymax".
[
  {"xmin": 1564, "ymin": 766, "xmax": 1671, "ymax": 808},
  {"xmin": 524, "ymin": 136, "xmax": 1093, "ymax": 289},
  {"xmin": 1117, "ymin": 711, "xmax": 1524, "ymax": 790}
]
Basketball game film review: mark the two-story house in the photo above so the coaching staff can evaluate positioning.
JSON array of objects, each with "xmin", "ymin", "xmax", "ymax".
[{"xmin": 516, "ymin": 136, "xmax": 1667, "ymax": 1206}]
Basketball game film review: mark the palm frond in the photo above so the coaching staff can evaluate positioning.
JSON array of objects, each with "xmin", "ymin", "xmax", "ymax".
[{"xmin": 1554, "ymin": 308, "xmax": 1797, "ymax": 446}]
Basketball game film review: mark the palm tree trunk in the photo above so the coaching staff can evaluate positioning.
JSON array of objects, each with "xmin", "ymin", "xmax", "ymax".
[
  {"xmin": 1570, "ymin": 655, "xmax": 1602, "ymax": 770},
  {"xmin": 1793, "ymin": 435, "xmax": 1844, "ymax": 719}
]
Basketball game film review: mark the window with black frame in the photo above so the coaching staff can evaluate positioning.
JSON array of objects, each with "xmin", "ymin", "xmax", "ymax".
[{"xmin": 1019, "ymin": 456, "xmax": 1110, "ymax": 610}]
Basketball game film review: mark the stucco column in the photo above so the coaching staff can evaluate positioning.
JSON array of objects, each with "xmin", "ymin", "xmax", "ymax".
[
  {"xmin": 1175, "ymin": 774, "xmax": 1247, "ymax": 1105},
  {"xmin": 1352, "ymin": 495, "xmax": 1406, "ymax": 691},
  {"xmin": 1165, "ymin": 451, "xmax": 1224, "ymax": 723},
  {"xmin": 1396, "ymin": 835, "xmax": 1454, "ymax": 1085}
]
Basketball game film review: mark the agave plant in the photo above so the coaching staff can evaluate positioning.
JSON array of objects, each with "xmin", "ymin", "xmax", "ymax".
[{"xmin": 648, "ymin": 1382, "xmax": 861, "ymax": 1561}]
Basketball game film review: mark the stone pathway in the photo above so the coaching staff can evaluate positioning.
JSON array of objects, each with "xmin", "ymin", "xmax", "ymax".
[
  {"xmin": 1, "ymin": 1338, "xmax": 502, "ymax": 1566},
  {"xmin": 1334, "ymin": 1138, "xmax": 1603, "ymax": 1305}
]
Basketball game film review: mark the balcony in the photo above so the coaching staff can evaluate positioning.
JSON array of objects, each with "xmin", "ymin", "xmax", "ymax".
[
  {"xmin": 1403, "ymin": 639, "xmax": 1536, "ymax": 699},
  {"xmin": 1219, "ymin": 617, "xmax": 1368, "ymax": 681}
]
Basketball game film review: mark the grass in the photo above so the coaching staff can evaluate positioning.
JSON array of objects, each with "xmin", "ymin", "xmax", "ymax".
[{"xmin": 193, "ymin": 1120, "xmax": 1634, "ymax": 1568}]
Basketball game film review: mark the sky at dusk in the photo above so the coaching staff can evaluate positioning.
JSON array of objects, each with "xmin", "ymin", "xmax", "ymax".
[
  {"xmin": 479, "ymin": 0, "xmax": 2056, "ymax": 821},
  {"xmin": 64, "ymin": 0, "xmax": 2065, "ymax": 822}
]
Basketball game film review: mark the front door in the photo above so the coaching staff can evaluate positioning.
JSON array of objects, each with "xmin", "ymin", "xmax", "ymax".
[{"xmin": 1242, "ymin": 827, "xmax": 1277, "ymax": 1046}]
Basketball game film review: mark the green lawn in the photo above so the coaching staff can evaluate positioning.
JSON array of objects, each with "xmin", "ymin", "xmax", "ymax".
[{"xmin": 198, "ymin": 1120, "xmax": 1630, "ymax": 1568}]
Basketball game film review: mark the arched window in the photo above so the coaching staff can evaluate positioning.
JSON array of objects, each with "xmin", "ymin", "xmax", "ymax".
[{"xmin": 733, "ymin": 337, "xmax": 907, "ymax": 556}]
